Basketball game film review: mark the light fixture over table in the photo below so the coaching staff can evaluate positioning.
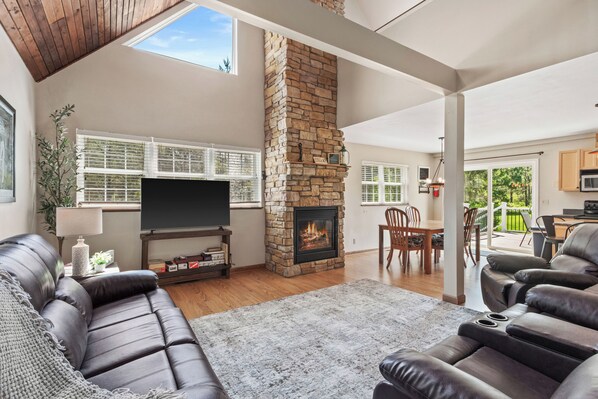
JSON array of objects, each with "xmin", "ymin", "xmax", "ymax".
[{"xmin": 426, "ymin": 137, "xmax": 445, "ymax": 191}]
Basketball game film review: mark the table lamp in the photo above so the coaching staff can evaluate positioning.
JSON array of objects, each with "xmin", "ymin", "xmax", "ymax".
[{"xmin": 56, "ymin": 207, "xmax": 103, "ymax": 276}]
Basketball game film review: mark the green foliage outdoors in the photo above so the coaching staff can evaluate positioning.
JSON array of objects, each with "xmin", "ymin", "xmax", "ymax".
[
  {"xmin": 37, "ymin": 105, "xmax": 79, "ymax": 237},
  {"xmin": 465, "ymin": 166, "xmax": 532, "ymax": 232}
]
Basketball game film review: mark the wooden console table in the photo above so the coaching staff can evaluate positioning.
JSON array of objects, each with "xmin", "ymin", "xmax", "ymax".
[{"xmin": 140, "ymin": 229, "xmax": 232, "ymax": 285}]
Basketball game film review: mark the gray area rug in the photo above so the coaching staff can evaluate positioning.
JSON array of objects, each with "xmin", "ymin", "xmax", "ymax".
[{"xmin": 189, "ymin": 279, "xmax": 479, "ymax": 399}]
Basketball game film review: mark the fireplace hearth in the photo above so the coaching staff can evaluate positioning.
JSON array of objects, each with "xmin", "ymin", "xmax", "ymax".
[{"xmin": 294, "ymin": 207, "xmax": 339, "ymax": 264}]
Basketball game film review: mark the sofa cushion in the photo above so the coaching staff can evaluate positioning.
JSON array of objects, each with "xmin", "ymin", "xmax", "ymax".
[
  {"xmin": 551, "ymin": 254, "xmax": 598, "ymax": 276},
  {"xmin": 88, "ymin": 293, "xmax": 152, "ymax": 331},
  {"xmin": 156, "ymin": 308, "xmax": 197, "ymax": 347},
  {"xmin": 81, "ymin": 313, "xmax": 166, "ymax": 377},
  {"xmin": 0, "ymin": 233, "xmax": 64, "ymax": 282},
  {"xmin": 560, "ymin": 224, "xmax": 598, "ymax": 269},
  {"xmin": 167, "ymin": 344, "xmax": 225, "ymax": 392},
  {"xmin": 0, "ymin": 244, "xmax": 55, "ymax": 312},
  {"xmin": 41, "ymin": 299, "xmax": 88, "ymax": 369},
  {"xmin": 455, "ymin": 347, "xmax": 560, "ymax": 399},
  {"xmin": 148, "ymin": 288, "xmax": 176, "ymax": 312},
  {"xmin": 552, "ymin": 354, "xmax": 598, "ymax": 399},
  {"xmin": 55, "ymin": 277, "xmax": 93, "ymax": 325},
  {"xmin": 88, "ymin": 350, "xmax": 178, "ymax": 393},
  {"xmin": 424, "ymin": 335, "xmax": 481, "ymax": 365}
]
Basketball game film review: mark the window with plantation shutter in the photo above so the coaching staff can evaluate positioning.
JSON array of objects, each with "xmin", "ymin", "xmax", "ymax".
[
  {"xmin": 361, "ymin": 161, "xmax": 408, "ymax": 205},
  {"xmin": 76, "ymin": 130, "xmax": 262, "ymax": 208}
]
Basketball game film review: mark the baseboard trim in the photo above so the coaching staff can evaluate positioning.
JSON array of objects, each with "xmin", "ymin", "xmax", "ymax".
[
  {"xmin": 230, "ymin": 264, "xmax": 266, "ymax": 274},
  {"xmin": 442, "ymin": 294, "xmax": 466, "ymax": 305}
]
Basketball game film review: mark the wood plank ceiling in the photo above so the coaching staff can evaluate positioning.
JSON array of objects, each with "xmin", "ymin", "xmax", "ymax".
[{"xmin": 0, "ymin": 0, "xmax": 183, "ymax": 81}]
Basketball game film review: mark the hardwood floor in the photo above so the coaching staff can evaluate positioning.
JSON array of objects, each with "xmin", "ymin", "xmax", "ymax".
[{"xmin": 164, "ymin": 250, "xmax": 489, "ymax": 320}]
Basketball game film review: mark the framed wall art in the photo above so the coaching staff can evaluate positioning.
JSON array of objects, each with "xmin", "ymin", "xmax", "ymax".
[
  {"xmin": 0, "ymin": 95, "xmax": 15, "ymax": 203},
  {"xmin": 418, "ymin": 166, "xmax": 430, "ymax": 194}
]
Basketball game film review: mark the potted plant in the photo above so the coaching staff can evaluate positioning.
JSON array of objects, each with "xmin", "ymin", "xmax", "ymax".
[
  {"xmin": 36, "ymin": 104, "xmax": 79, "ymax": 255},
  {"xmin": 90, "ymin": 251, "xmax": 111, "ymax": 273}
]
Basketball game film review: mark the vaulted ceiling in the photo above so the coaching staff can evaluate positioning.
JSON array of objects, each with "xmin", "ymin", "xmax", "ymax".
[{"xmin": 0, "ymin": 0, "xmax": 182, "ymax": 81}]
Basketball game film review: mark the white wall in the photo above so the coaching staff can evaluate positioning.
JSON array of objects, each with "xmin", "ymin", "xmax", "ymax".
[
  {"xmin": 344, "ymin": 142, "xmax": 435, "ymax": 252},
  {"xmin": 432, "ymin": 134, "xmax": 598, "ymax": 220},
  {"xmin": 0, "ymin": 27, "xmax": 36, "ymax": 238},
  {"xmin": 34, "ymin": 8, "xmax": 265, "ymax": 270}
]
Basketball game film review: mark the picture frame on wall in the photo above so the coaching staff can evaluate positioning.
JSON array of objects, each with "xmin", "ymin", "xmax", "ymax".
[
  {"xmin": 418, "ymin": 166, "xmax": 430, "ymax": 194},
  {"xmin": 327, "ymin": 153, "xmax": 340, "ymax": 165},
  {"xmin": 0, "ymin": 95, "xmax": 15, "ymax": 203}
]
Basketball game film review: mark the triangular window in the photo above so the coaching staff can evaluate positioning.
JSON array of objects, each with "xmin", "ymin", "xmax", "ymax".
[{"xmin": 128, "ymin": 3, "xmax": 235, "ymax": 73}]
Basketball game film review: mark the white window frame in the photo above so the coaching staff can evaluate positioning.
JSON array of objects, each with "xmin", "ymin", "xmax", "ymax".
[
  {"xmin": 124, "ymin": 3, "xmax": 238, "ymax": 75},
  {"xmin": 76, "ymin": 129, "xmax": 262, "ymax": 209},
  {"xmin": 361, "ymin": 161, "xmax": 408, "ymax": 206}
]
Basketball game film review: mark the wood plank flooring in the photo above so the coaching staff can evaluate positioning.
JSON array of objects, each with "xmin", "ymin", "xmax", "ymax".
[{"xmin": 164, "ymin": 250, "xmax": 489, "ymax": 320}]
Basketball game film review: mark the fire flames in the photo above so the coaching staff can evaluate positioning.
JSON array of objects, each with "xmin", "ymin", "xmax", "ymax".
[{"xmin": 299, "ymin": 221, "xmax": 331, "ymax": 251}]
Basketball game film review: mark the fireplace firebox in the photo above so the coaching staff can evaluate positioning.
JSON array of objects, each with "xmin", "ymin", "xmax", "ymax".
[{"xmin": 294, "ymin": 207, "xmax": 339, "ymax": 264}]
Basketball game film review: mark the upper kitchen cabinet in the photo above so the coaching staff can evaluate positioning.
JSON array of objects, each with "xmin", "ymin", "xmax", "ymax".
[{"xmin": 559, "ymin": 149, "xmax": 581, "ymax": 191}]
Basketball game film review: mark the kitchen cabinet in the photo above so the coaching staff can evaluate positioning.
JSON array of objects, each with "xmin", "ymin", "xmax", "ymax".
[
  {"xmin": 581, "ymin": 149, "xmax": 598, "ymax": 170},
  {"xmin": 558, "ymin": 150, "xmax": 581, "ymax": 191}
]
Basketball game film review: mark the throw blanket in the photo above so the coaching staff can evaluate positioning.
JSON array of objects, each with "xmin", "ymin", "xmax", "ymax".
[{"xmin": 0, "ymin": 270, "xmax": 184, "ymax": 399}]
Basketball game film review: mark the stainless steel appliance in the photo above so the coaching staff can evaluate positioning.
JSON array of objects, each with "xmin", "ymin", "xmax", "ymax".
[
  {"xmin": 580, "ymin": 171, "xmax": 598, "ymax": 192},
  {"xmin": 574, "ymin": 200, "xmax": 598, "ymax": 220}
]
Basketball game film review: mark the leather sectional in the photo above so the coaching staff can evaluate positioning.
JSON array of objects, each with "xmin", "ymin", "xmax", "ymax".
[
  {"xmin": 481, "ymin": 223, "xmax": 598, "ymax": 312},
  {"xmin": 374, "ymin": 279, "xmax": 598, "ymax": 397},
  {"xmin": 0, "ymin": 234, "xmax": 228, "ymax": 399}
]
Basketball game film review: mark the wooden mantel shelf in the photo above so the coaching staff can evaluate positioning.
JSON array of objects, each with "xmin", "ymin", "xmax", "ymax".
[{"xmin": 286, "ymin": 161, "xmax": 350, "ymax": 168}]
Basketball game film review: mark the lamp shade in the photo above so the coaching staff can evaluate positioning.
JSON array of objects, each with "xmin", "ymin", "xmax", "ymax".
[{"xmin": 56, "ymin": 207, "xmax": 103, "ymax": 237}]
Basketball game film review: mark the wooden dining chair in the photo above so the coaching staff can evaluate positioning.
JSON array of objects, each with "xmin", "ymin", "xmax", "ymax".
[
  {"xmin": 385, "ymin": 207, "xmax": 424, "ymax": 272},
  {"xmin": 432, "ymin": 207, "xmax": 478, "ymax": 266},
  {"xmin": 405, "ymin": 205, "xmax": 421, "ymax": 224}
]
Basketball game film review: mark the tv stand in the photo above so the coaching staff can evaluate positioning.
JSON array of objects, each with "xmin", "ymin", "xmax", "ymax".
[{"xmin": 140, "ymin": 228, "xmax": 232, "ymax": 285}]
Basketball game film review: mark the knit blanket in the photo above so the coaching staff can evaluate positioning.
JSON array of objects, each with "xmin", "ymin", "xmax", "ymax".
[{"xmin": 0, "ymin": 270, "xmax": 184, "ymax": 399}]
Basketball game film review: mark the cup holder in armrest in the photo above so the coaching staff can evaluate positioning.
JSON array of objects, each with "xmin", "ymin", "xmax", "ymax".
[
  {"xmin": 486, "ymin": 313, "xmax": 509, "ymax": 322},
  {"xmin": 475, "ymin": 318, "xmax": 498, "ymax": 328}
]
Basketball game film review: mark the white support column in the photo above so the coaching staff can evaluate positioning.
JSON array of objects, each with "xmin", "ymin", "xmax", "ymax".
[{"xmin": 443, "ymin": 93, "xmax": 466, "ymax": 305}]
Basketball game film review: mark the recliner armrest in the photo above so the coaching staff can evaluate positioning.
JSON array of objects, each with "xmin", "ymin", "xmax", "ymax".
[
  {"xmin": 487, "ymin": 254, "xmax": 548, "ymax": 274},
  {"xmin": 526, "ymin": 285, "xmax": 598, "ymax": 330},
  {"xmin": 506, "ymin": 313, "xmax": 598, "ymax": 360},
  {"xmin": 79, "ymin": 270, "xmax": 158, "ymax": 307},
  {"xmin": 379, "ymin": 349, "xmax": 510, "ymax": 399},
  {"xmin": 514, "ymin": 269, "xmax": 598, "ymax": 289}
]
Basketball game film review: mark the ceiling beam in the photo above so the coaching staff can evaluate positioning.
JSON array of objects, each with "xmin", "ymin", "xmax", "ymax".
[{"xmin": 193, "ymin": 0, "xmax": 458, "ymax": 95}]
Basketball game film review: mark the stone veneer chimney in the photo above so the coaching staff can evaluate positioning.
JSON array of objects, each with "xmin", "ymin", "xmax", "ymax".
[{"xmin": 264, "ymin": 0, "xmax": 347, "ymax": 277}]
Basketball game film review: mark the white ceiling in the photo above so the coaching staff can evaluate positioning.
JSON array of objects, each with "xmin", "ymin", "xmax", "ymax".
[
  {"xmin": 341, "ymin": 0, "xmax": 598, "ymax": 152},
  {"xmin": 344, "ymin": 52, "xmax": 598, "ymax": 153}
]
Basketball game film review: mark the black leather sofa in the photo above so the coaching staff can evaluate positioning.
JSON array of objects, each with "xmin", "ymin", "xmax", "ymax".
[
  {"xmin": 0, "ymin": 234, "xmax": 228, "ymax": 398},
  {"xmin": 481, "ymin": 223, "xmax": 598, "ymax": 312},
  {"xmin": 373, "ymin": 284, "xmax": 598, "ymax": 399}
]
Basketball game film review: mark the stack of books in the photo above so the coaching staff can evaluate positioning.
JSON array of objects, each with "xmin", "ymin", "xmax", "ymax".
[
  {"xmin": 201, "ymin": 247, "xmax": 226, "ymax": 266},
  {"xmin": 148, "ymin": 259, "xmax": 166, "ymax": 273}
]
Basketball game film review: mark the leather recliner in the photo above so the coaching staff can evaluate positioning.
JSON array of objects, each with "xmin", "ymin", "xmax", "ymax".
[
  {"xmin": 0, "ymin": 234, "xmax": 228, "ymax": 399},
  {"xmin": 480, "ymin": 223, "xmax": 598, "ymax": 312},
  {"xmin": 373, "ymin": 284, "xmax": 598, "ymax": 398}
]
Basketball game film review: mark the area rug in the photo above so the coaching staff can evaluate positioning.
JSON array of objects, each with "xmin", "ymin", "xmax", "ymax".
[{"xmin": 189, "ymin": 279, "xmax": 479, "ymax": 399}]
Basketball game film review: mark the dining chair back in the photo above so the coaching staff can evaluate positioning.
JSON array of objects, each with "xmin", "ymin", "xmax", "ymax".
[
  {"xmin": 464, "ymin": 207, "xmax": 479, "ymax": 265},
  {"xmin": 385, "ymin": 207, "xmax": 423, "ymax": 271},
  {"xmin": 519, "ymin": 210, "xmax": 533, "ymax": 246},
  {"xmin": 405, "ymin": 205, "xmax": 421, "ymax": 225},
  {"xmin": 535, "ymin": 215, "xmax": 566, "ymax": 261}
]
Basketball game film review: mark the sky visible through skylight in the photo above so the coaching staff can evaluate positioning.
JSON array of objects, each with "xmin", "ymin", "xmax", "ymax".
[{"xmin": 134, "ymin": 6, "xmax": 233, "ymax": 71}]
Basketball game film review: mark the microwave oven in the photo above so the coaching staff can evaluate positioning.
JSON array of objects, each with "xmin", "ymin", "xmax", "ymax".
[{"xmin": 581, "ymin": 171, "xmax": 598, "ymax": 192}]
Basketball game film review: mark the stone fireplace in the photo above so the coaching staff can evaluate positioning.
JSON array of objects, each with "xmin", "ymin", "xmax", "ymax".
[
  {"xmin": 264, "ymin": 0, "xmax": 346, "ymax": 277},
  {"xmin": 294, "ymin": 207, "xmax": 339, "ymax": 264}
]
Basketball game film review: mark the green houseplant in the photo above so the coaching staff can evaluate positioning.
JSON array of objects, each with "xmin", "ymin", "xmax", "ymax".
[
  {"xmin": 90, "ymin": 251, "xmax": 111, "ymax": 272},
  {"xmin": 37, "ymin": 104, "xmax": 79, "ymax": 255}
]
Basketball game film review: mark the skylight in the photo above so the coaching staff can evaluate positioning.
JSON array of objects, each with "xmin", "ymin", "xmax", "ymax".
[{"xmin": 130, "ymin": 5, "xmax": 235, "ymax": 73}]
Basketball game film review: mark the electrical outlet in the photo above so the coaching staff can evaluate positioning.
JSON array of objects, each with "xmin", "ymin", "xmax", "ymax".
[{"xmin": 352, "ymin": 238, "xmax": 356, "ymax": 244}]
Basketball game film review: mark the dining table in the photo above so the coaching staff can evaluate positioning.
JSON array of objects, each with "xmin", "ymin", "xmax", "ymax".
[{"xmin": 378, "ymin": 220, "xmax": 481, "ymax": 274}]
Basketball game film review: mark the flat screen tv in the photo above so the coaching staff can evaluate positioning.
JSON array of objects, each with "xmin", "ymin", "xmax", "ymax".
[{"xmin": 141, "ymin": 178, "xmax": 230, "ymax": 231}]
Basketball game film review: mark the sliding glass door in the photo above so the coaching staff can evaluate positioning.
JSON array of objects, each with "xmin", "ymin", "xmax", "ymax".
[{"xmin": 465, "ymin": 159, "xmax": 538, "ymax": 253}]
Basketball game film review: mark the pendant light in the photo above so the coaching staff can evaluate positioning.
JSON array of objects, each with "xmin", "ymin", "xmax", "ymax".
[{"xmin": 426, "ymin": 137, "xmax": 445, "ymax": 189}]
